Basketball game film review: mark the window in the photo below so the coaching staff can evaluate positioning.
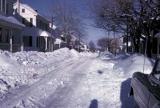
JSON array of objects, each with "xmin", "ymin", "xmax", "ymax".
[
  {"xmin": 4, "ymin": 29, "xmax": 9, "ymax": 43},
  {"xmin": 23, "ymin": 36, "xmax": 32, "ymax": 47},
  {"xmin": 0, "ymin": 0, "xmax": 1, "ymax": 12},
  {"xmin": 15, "ymin": 8, "xmax": 17, "ymax": 13},
  {"xmin": 0, "ymin": 28, "xmax": 2, "ymax": 42},
  {"xmin": 6, "ymin": 3, "xmax": 9, "ymax": 14},
  {"xmin": 30, "ymin": 18, "xmax": 33, "ymax": 27},
  {"xmin": 37, "ymin": 37, "xmax": 45, "ymax": 49},
  {"xmin": 2, "ymin": 0, "xmax": 5, "ymax": 13},
  {"xmin": 6, "ymin": 3, "xmax": 13, "ymax": 15},
  {"xmin": 22, "ymin": 8, "xmax": 25, "ymax": 13},
  {"xmin": 22, "ymin": 18, "xmax": 25, "ymax": 24}
]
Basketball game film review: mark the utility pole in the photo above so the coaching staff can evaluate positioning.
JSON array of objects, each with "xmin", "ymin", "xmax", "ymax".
[
  {"xmin": 78, "ymin": 36, "xmax": 81, "ymax": 52},
  {"xmin": 107, "ymin": 31, "xmax": 110, "ymax": 52},
  {"xmin": 113, "ymin": 30, "xmax": 116, "ymax": 56}
]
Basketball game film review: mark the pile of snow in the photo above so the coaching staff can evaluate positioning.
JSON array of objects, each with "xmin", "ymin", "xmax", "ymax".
[
  {"xmin": 80, "ymin": 51, "xmax": 98, "ymax": 57},
  {"xmin": 113, "ymin": 54, "xmax": 154, "ymax": 77},
  {"xmin": 98, "ymin": 51, "xmax": 114, "ymax": 60},
  {"xmin": 0, "ymin": 48, "xmax": 81, "ymax": 97},
  {"xmin": 70, "ymin": 49, "xmax": 80, "ymax": 58}
]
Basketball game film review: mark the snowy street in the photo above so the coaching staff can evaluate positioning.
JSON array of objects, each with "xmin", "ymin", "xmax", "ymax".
[
  {"xmin": 0, "ymin": 0, "xmax": 159, "ymax": 107},
  {"xmin": 0, "ymin": 48, "xmax": 153, "ymax": 108}
]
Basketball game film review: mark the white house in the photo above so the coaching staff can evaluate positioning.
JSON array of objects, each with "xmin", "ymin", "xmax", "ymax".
[
  {"xmin": 14, "ymin": 1, "xmax": 54, "ymax": 52},
  {"xmin": 78, "ymin": 40, "xmax": 89, "ymax": 52},
  {"xmin": 0, "ymin": 0, "xmax": 24, "ymax": 52}
]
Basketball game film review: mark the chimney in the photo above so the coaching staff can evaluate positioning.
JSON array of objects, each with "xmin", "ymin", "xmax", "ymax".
[{"xmin": 17, "ymin": 0, "xmax": 20, "ymax": 13}]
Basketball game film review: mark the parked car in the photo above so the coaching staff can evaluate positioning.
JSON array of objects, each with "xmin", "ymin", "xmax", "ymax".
[{"xmin": 130, "ymin": 59, "xmax": 160, "ymax": 108}]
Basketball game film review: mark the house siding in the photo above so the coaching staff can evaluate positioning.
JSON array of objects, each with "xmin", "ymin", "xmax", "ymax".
[{"xmin": 14, "ymin": 2, "xmax": 54, "ymax": 52}]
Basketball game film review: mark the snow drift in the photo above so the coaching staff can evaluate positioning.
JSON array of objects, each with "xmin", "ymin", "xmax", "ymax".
[
  {"xmin": 113, "ymin": 54, "xmax": 154, "ymax": 77},
  {"xmin": 0, "ymin": 48, "xmax": 82, "ymax": 97}
]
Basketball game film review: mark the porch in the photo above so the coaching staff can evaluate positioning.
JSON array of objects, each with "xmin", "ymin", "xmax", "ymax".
[
  {"xmin": 0, "ymin": 15, "xmax": 24, "ymax": 52},
  {"xmin": 22, "ymin": 27, "xmax": 54, "ymax": 52}
]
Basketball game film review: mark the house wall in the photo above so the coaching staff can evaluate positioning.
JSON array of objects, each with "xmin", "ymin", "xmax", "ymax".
[
  {"xmin": 0, "ymin": 25, "xmax": 22, "ymax": 52},
  {"xmin": 36, "ymin": 16, "xmax": 49, "ymax": 32},
  {"xmin": 13, "ymin": 4, "xmax": 37, "ymax": 27},
  {"xmin": 14, "ymin": 3, "xmax": 50, "ymax": 31},
  {"xmin": 13, "ymin": 2, "xmax": 55, "ymax": 52},
  {"xmin": 0, "ymin": 0, "xmax": 15, "ymax": 16}
]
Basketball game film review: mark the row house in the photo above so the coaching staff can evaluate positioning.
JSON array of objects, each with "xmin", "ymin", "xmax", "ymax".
[
  {"xmin": 14, "ymin": 1, "xmax": 54, "ymax": 52},
  {"xmin": 0, "ymin": 0, "xmax": 24, "ymax": 52}
]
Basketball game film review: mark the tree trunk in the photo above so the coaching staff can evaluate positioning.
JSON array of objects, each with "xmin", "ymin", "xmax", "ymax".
[{"xmin": 146, "ymin": 36, "xmax": 152, "ymax": 58}]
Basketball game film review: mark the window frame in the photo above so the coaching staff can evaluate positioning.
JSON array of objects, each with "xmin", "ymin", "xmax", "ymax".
[{"xmin": 22, "ymin": 8, "xmax": 25, "ymax": 13}]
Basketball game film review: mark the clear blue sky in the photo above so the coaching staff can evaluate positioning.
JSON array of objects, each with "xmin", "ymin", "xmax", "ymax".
[{"xmin": 22, "ymin": 0, "xmax": 107, "ymax": 44}]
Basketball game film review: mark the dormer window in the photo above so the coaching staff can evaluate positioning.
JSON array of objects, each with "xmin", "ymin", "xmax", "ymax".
[{"xmin": 22, "ymin": 8, "xmax": 25, "ymax": 13}]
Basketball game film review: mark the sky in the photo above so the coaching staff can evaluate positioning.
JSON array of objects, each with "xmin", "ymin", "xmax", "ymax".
[{"xmin": 22, "ymin": 0, "xmax": 107, "ymax": 44}]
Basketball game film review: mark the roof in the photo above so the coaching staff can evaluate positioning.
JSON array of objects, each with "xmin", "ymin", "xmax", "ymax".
[
  {"xmin": 54, "ymin": 38, "xmax": 62, "ymax": 44},
  {"xmin": 0, "ymin": 14, "xmax": 25, "ymax": 29}
]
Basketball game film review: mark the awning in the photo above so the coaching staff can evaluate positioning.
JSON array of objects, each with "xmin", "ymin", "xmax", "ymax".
[{"xmin": 0, "ymin": 15, "xmax": 25, "ymax": 29}]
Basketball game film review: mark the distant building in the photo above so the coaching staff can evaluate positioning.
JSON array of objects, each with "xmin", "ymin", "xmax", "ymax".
[
  {"xmin": 122, "ymin": 35, "xmax": 133, "ymax": 53},
  {"xmin": 80, "ymin": 41, "xmax": 89, "ymax": 52},
  {"xmin": 0, "ymin": 0, "xmax": 24, "ymax": 52},
  {"xmin": 14, "ymin": 1, "xmax": 54, "ymax": 52}
]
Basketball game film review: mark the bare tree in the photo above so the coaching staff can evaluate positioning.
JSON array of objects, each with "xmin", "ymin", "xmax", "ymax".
[
  {"xmin": 110, "ymin": 38, "xmax": 120, "ymax": 55},
  {"xmin": 97, "ymin": 37, "xmax": 111, "ymax": 51},
  {"xmin": 91, "ymin": 0, "xmax": 160, "ymax": 57},
  {"xmin": 89, "ymin": 41, "xmax": 96, "ymax": 52},
  {"xmin": 50, "ymin": 0, "xmax": 85, "ymax": 49}
]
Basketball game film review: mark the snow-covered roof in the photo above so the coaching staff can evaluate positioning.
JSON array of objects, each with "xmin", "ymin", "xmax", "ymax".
[
  {"xmin": 71, "ymin": 35, "xmax": 77, "ymax": 41},
  {"xmin": 49, "ymin": 23, "xmax": 57, "ymax": 30},
  {"xmin": 54, "ymin": 38, "xmax": 62, "ymax": 44},
  {"xmin": 22, "ymin": 27, "xmax": 52, "ymax": 37},
  {"xmin": 0, "ymin": 15, "xmax": 25, "ymax": 29}
]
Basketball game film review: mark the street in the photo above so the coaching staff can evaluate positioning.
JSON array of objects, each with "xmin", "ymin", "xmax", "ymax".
[{"xmin": 0, "ymin": 55, "xmax": 134, "ymax": 108}]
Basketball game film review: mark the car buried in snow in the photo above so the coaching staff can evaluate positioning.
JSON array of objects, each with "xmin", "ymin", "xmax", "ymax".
[{"xmin": 130, "ymin": 59, "xmax": 160, "ymax": 108}]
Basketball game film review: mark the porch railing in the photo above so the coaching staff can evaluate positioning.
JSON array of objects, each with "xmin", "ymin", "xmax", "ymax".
[
  {"xmin": 0, "ymin": 43, "xmax": 10, "ymax": 51},
  {"xmin": 0, "ymin": 43, "xmax": 21, "ymax": 52}
]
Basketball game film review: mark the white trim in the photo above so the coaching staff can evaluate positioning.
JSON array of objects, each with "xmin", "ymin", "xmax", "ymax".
[
  {"xmin": 9, "ymin": 29, "xmax": 12, "ymax": 52},
  {"xmin": 45, "ymin": 37, "xmax": 47, "ymax": 51}
]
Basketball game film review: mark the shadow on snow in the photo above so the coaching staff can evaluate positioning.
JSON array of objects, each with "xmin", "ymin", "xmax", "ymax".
[
  {"xmin": 89, "ymin": 99, "xmax": 98, "ymax": 108},
  {"xmin": 120, "ymin": 78, "xmax": 135, "ymax": 108}
]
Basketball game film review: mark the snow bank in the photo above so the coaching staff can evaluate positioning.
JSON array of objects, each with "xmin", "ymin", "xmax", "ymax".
[
  {"xmin": 70, "ymin": 49, "xmax": 80, "ymax": 58},
  {"xmin": 113, "ymin": 54, "xmax": 154, "ymax": 77},
  {"xmin": 0, "ymin": 48, "xmax": 82, "ymax": 96},
  {"xmin": 80, "ymin": 51, "xmax": 98, "ymax": 57},
  {"xmin": 98, "ymin": 51, "xmax": 114, "ymax": 60}
]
